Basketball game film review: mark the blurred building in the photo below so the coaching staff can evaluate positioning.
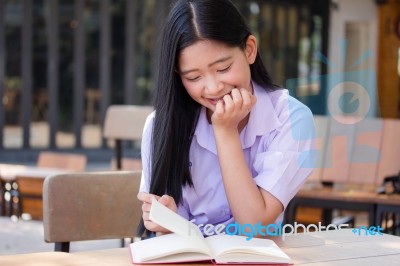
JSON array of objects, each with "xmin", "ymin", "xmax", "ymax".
[{"xmin": 0, "ymin": 0, "xmax": 399, "ymax": 161}]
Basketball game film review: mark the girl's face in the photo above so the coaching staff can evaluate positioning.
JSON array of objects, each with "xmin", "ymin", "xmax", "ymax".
[{"xmin": 178, "ymin": 36, "xmax": 257, "ymax": 117}]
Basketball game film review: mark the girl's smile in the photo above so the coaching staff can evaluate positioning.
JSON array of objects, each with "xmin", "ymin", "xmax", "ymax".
[{"xmin": 207, "ymin": 91, "xmax": 233, "ymax": 106}]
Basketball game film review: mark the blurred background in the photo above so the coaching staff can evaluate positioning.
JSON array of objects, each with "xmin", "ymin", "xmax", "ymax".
[
  {"xmin": 0, "ymin": 0, "xmax": 400, "ymax": 256},
  {"xmin": 0, "ymin": 0, "xmax": 399, "ymax": 161}
]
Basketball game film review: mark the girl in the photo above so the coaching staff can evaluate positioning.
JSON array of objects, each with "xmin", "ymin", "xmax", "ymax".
[{"xmin": 137, "ymin": 0, "xmax": 315, "ymax": 237}]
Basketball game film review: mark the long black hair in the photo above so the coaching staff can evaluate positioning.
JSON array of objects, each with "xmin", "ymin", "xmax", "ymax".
[{"xmin": 138, "ymin": 0, "xmax": 277, "ymax": 237}]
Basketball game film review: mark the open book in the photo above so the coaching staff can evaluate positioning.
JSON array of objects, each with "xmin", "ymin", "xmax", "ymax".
[{"xmin": 129, "ymin": 199, "xmax": 292, "ymax": 264}]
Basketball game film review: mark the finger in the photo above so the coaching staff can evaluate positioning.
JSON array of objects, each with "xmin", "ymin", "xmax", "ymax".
[
  {"xmin": 142, "ymin": 202, "xmax": 152, "ymax": 212},
  {"xmin": 231, "ymin": 88, "xmax": 243, "ymax": 107},
  {"xmin": 158, "ymin": 195, "xmax": 172, "ymax": 206},
  {"xmin": 144, "ymin": 221, "xmax": 170, "ymax": 233},
  {"xmin": 142, "ymin": 211, "xmax": 150, "ymax": 222},
  {"xmin": 251, "ymin": 94, "xmax": 257, "ymax": 106},
  {"xmin": 240, "ymin": 88, "xmax": 252, "ymax": 110},
  {"xmin": 137, "ymin": 192, "xmax": 160, "ymax": 203},
  {"xmin": 137, "ymin": 192, "xmax": 151, "ymax": 202},
  {"xmin": 215, "ymin": 99, "xmax": 225, "ymax": 115},
  {"xmin": 144, "ymin": 221, "xmax": 159, "ymax": 231},
  {"xmin": 243, "ymin": 88, "xmax": 257, "ymax": 108},
  {"xmin": 223, "ymin": 94, "xmax": 234, "ymax": 112}
]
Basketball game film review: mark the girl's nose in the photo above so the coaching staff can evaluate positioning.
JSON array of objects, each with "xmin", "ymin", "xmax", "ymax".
[{"xmin": 204, "ymin": 77, "xmax": 224, "ymax": 95}]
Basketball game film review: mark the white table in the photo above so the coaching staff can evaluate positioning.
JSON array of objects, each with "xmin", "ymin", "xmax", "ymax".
[
  {"xmin": 0, "ymin": 164, "xmax": 66, "ymax": 182},
  {"xmin": 1, "ymin": 229, "xmax": 400, "ymax": 265}
]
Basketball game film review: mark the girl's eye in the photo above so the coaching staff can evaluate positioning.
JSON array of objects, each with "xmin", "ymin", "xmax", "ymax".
[
  {"xmin": 187, "ymin": 76, "xmax": 200, "ymax": 82},
  {"xmin": 217, "ymin": 64, "xmax": 232, "ymax": 73}
]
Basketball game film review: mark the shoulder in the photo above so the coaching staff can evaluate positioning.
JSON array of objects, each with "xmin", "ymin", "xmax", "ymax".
[
  {"xmin": 267, "ymin": 88, "xmax": 313, "ymax": 121},
  {"xmin": 142, "ymin": 111, "xmax": 156, "ymax": 137},
  {"xmin": 252, "ymin": 83, "xmax": 314, "ymax": 139},
  {"xmin": 267, "ymin": 89, "xmax": 315, "ymax": 141},
  {"xmin": 144, "ymin": 110, "xmax": 156, "ymax": 125}
]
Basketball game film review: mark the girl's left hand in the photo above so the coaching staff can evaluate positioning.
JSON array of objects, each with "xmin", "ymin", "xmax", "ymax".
[
  {"xmin": 211, "ymin": 88, "xmax": 256, "ymax": 130},
  {"xmin": 137, "ymin": 192, "xmax": 178, "ymax": 233}
]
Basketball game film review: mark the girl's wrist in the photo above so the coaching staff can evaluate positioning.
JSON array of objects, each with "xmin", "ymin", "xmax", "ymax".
[
  {"xmin": 212, "ymin": 126, "xmax": 240, "ymax": 142},
  {"xmin": 212, "ymin": 124, "xmax": 238, "ymax": 135}
]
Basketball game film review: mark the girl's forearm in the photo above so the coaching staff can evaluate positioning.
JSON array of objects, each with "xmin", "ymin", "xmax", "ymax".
[{"xmin": 213, "ymin": 128, "xmax": 275, "ymax": 225}]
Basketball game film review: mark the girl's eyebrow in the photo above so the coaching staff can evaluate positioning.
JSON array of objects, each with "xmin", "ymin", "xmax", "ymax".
[{"xmin": 179, "ymin": 56, "xmax": 232, "ymax": 75}]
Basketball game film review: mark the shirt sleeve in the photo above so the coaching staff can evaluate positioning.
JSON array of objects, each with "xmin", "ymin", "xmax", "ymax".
[
  {"xmin": 253, "ymin": 97, "xmax": 317, "ymax": 209},
  {"xmin": 177, "ymin": 197, "xmax": 190, "ymax": 220},
  {"xmin": 139, "ymin": 111, "xmax": 155, "ymax": 193}
]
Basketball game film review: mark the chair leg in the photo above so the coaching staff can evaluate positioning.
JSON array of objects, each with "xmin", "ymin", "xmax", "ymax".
[
  {"xmin": 0, "ymin": 182, "xmax": 5, "ymax": 216},
  {"xmin": 115, "ymin": 139, "xmax": 123, "ymax": 170},
  {"xmin": 7, "ymin": 191, "xmax": 13, "ymax": 217},
  {"xmin": 321, "ymin": 209, "xmax": 333, "ymax": 226},
  {"xmin": 55, "ymin": 242, "xmax": 70, "ymax": 252},
  {"xmin": 10, "ymin": 185, "xmax": 21, "ymax": 218},
  {"xmin": 0, "ymin": 193, "xmax": 4, "ymax": 216}
]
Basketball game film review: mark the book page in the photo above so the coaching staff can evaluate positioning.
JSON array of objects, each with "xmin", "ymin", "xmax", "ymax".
[
  {"xmin": 130, "ymin": 233, "xmax": 211, "ymax": 263},
  {"xmin": 205, "ymin": 234, "xmax": 291, "ymax": 264},
  {"xmin": 149, "ymin": 198, "xmax": 212, "ymax": 255}
]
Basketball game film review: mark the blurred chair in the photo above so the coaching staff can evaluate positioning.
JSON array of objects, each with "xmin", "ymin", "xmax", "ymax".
[
  {"xmin": 43, "ymin": 170, "xmax": 142, "ymax": 252},
  {"xmin": 110, "ymin": 157, "xmax": 142, "ymax": 171},
  {"xmin": 0, "ymin": 164, "xmax": 28, "ymax": 217},
  {"xmin": 103, "ymin": 105, "xmax": 153, "ymax": 170},
  {"xmin": 15, "ymin": 177, "xmax": 44, "ymax": 219},
  {"xmin": 37, "ymin": 151, "xmax": 87, "ymax": 171},
  {"xmin": 15, "ymin": 152, "xmax": 87, "ymax": 220},
  {"xmin": 103, "ymin": 105, "xmax": 152, "ymax": 247}
]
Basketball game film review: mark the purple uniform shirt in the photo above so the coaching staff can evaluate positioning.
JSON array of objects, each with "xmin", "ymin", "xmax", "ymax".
[{"xmin": 140, "ymin": 82, "xmax": 316, "ymax": 229}]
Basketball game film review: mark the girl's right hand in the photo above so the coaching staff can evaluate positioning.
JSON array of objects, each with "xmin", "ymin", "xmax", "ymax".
[
  {"xmin": 137, "ymin": 192, "xmax": 178, "ymax": 234},
  {"xmin": 211, "ymin": 88, "xmax": 256, "ymax": 131}
]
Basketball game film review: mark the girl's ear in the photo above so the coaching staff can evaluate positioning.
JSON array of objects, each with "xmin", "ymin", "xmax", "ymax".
[{"xmin": 245, "ymin": 35, "xmax": 257, "ymax": 64}]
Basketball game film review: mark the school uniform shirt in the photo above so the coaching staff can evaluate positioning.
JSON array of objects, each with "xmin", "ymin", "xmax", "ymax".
[{"xmin": 140, "ymin": 81, "xmax": 316, "ymax": 231}]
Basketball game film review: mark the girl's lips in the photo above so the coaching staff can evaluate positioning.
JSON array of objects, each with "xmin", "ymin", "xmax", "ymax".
[
  {"xmin": 208, "ymin": 98, "xmax": 221, "ymax": 105},
  {"xmin": 206, "ymin": 91, "xmax": 233, "ymax": 105}
]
